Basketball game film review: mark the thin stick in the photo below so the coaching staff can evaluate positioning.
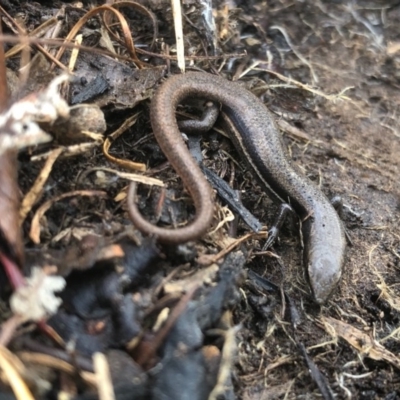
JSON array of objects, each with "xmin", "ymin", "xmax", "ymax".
[{"xmin": 171, "ymin": 0, "xmax": 185, "ymax": 71}]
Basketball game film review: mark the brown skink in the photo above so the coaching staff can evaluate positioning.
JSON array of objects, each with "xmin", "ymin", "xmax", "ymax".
[{"xmin": 127, "ymin": 72, "xmax": 346, "ymax": 303}]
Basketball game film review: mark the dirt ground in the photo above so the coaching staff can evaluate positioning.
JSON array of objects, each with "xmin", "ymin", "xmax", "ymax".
[
  {"xmin": 1, "ymin": 0, "xmax": 400, "ymax": 399},
  {"xmin": 232, "ymin": 1, "xmax": 400, "ymax": 399}
]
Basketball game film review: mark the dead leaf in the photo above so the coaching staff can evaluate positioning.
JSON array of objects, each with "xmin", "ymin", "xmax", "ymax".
[{"xmin": 322, "ymin": 316, "xmax": 400, "ymax": 370}]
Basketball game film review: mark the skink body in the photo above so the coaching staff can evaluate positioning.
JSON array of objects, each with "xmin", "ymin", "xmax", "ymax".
[{"xmin": 128, "ymin": 72, "xmax": 346, "ymax": 303}]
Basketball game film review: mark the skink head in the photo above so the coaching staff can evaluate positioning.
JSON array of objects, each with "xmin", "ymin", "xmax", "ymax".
[
  {"xmin": 307, "ymin": 253, "xmax": 343, "ymax": 304},
  {"xmin": 303, "ymin": 218, "xmax": 345, "ymax": 305}
]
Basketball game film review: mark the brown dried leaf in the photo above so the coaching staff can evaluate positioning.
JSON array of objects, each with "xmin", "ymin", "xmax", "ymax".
[
  {"xmin": 70, "ymin": 58, "xmax": 164, "ymax": 110},
  {"xmin": 322, "ymin": 316, "xmax": 400, "ymax": 370}
]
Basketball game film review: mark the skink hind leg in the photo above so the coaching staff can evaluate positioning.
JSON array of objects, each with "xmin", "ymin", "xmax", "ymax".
[
  {"xmin": 331, "ymin": 195, "xmax": 354, "ymax": 247},
  {"xmin": 330, "ymin": 195, "xmax": 343, "ymax": 217},
  {"xmin": 262, "ymin": 203, "xmax": 294, "ymax": 250}
]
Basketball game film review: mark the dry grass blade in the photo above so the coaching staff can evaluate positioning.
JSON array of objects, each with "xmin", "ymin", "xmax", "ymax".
[
  {"xmin": 93, "ymin": 353, "xmax": 116, "ymax": 400},
  {"xmin": 103, "ymin": 112, "xmax": 146, "ymax": 172},
  {"xmin": 0, "ymin": 34, "xmax": 130, "ymax": 63},
  {"xmin": 31, "ymin": 142, "xmax": 102, "ymax": 162},
  {"xmin": 197, "ymin": 231, "xmax": 268, "ymax": 265},
  {"xmin": 52, "ymin": 5, "xmax": 143, "ymax": 70},
  {"xmin": 171, "ymin": 0, "xmax": 185, "ymax": 72},
  {"xmin": 0, "ymin": 33, "xmax": 246, "ymax": 64},
  {"xmin": 3, "ymin": 13, "xmax": 57, "ymax": 58},
  {"xmin": 20, "ymin": 147, "xmax": 63, "ymax": 225},
  {"xmin": 241, "ymin": 63, "xmax": 356, "ymax": 103},
  {"xmin": 277, "ymin": 119, "xmax": 311, "ymax": 142},
  {"xmin": 269, "ymin": 25, "xmax": 319, "ymax": 84},
  {"xmin": 76, "ymin": 167, "xmax": 164, "ymax": 188},
  {"xmin": 1, "ymin": 5, "xmax": 67, "ymax": 71},
  {"xmin": 17, "ymin": 352, "xmax": 97, "ymax": 388},
  {"xmin": 106, "ymin": 1, "xmax": 159, "ymax": 50},
  {"xmin": 208, "ymin": 326, "xmax": 240, "ymax": 400},
  {"xmin": 67, "ymin": 34, "xmax": 82, "ymax": 73},
  {"xmin": 0, "ymin": 346, "xmax": 34, "ymax": 400}
]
